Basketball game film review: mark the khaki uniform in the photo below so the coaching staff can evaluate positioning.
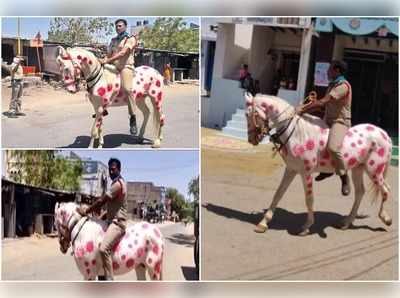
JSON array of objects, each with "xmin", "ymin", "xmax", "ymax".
[
  {"xmin": 99, "ymin": 176, "xmax": 128, "ymax": 279},
  {"xmin": 10, "ymin": 63, "xmax": 24, "ymax": 114},
  {"xmin": 109, "ymin": 35, "xmax": 137, "ymax": 115},
  {"xmin": 324, "ymin": 80, "xmax": 352, "ymax": 176}
]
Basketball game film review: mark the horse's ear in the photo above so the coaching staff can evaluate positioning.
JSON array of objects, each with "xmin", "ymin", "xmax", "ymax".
[
  {"xmin": 55, "ymin": 202, "xmax": 59, "ymax": 212},
  {"xmin": 56, "ymin": 46, "xmax": 66, "ymax": 58},
  {"xmin": 245, "ymin": 92, "xmax": 254, "ymax": 105}
]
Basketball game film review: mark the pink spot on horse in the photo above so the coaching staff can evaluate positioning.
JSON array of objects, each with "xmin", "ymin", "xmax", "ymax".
[
  {"xmin": 136, "ymin": 81, "xmax": 141, "ymax": 85},
  {"xmin": 348, "ymin": 157, "xmax": 357, "ymax": 167},
  {"xmin": 84, "ymin": 261, "xmax": 89, "ymax": 267},
  {"xmin": 293, "ymin": 144, "xmax": 305, "ymax": 157},
  {"xmin": 137, "ymin": 247, "xmax": 144, "ymax": 258},
  {"xmin": 305, "ymin": 140, "xmax": 315, "ymax": 151},
  {"xmin": 86, "ymin": 268, "xmax": 90, "ymax": 275},
  {"xmin": 152, "ymin": 244, "xmax": 160, "ymax": 255},
  {"xmin": 304, "ymin": 159, "xmax": 310, "ymax": 165},
  {"xmin": 91, "ymin": 259, "xmax": 96, "ymax": 266},
  {"xmin": 142, "ymin": 223, "xmax": 149, "ymax": 229},
  {"xmin": 148, "ymin": 258, "xmax": 153, "ymax": 264},
  {"xmin": 306, "ymin": 190, "xmax": 312, "ymax": 196},
  {"xmin": 357, "ymin": 140, "xmax": 363, "ymax": 145},
  {"xmin": 376, "ymin": 163, "xmax": 385, "ymax": 174},
  {"xmin": 320, "ymin": 161, "xmax": 326, "ymax": 166},
  {"xmin": 89, "ymin": 60, "xmax": 93, "ymax": 65},
  {"xmin": 75, "ymin": 247, "xmax": 85, "ymax": 258},
  {"xmin": 86, "ymin": 241, "xmax": 94, "ymax": 253},
  {"xmin": 154, "ymin": 228, "xmax": 160, "ymax": 238},
  {"xmin": 156, "ymin": 80, "xmax": 161, "ymax": 87},
  {"xmin": 107, "ymin": 84, "xmax": 113, "ymax": 92},
  {"xmin": 157, "ymin": 92, "xmax": 162, "ymax": 101},
  {"xmin": 305, "ymin": 166, "xmax": 311, "ymax": 172},
  {"xmin": 346, "ymin": 131, "xmax": 353, "ymax": 137},
  {"xmin": 351, "ymin": 143, "xmax": 356, "ymax": 148},
  {"xmin": 366, "ymin": 125, "xmax": 375, "ymax": 131},
  {"xmin": 77, "ymin": 55, "xmax": 82, "ymax": 60},
  {"xmin": 136, "ymin": 92, "xmax": 143, "ymax": 98},
  {"xmin": 359, "ymin": 149, "xmax": 366, "ymax": 158},
  {"xmin": 126, "ymin": 259, "xmax": 135, "ymax": 268},
  {"xmin": 344, "ymin": 153, "xmax": 349, "ymax": 159},
  {"xmin": 322, "ymin": 150, "xmax": 330, "ymax": 160},
  {"xmin": 82, "ymin": 57, "xmax": 88, "ymax": 63},
  {"xmin": 369, "ymin": 160, "xmax": 375, "ymax": 166},
  {"xmin": 115, "ymin": 83, "xmax": 119, "ymax": 88},
  {"xmin": 307, "ymin": 182, "xmax": 312, "ymax": 189},
  {"xmin": 140, "ymin": 78, "xmax": 144, "ymax": 81},
  {"xmin": 97, "ymin": 87, "xmax": 106, "ymax": 97},
  {"xmin": 319, "ymin": 140, "xmax": 325, "ymax": 147},
  {"xmin": 151, "ymin": 90, "xmax": 156, "ymax": 95},
  {"xmin": 112, "ymin": 262, "xmax": 120, "ymax": 270},
  {"xmin": 377, "ymin": 147, "xmax": 385, "ymax": 157},
  {"xmin": 121, "ymin": 254, "xmax": 126, "ymax": 261},
  {"xmin": 155, "ymin": 262, "xmax": 161, "ymax": 274},
  {"xmin": 112, "ymin": 242, "xmax": 120, "ymax": 253}
]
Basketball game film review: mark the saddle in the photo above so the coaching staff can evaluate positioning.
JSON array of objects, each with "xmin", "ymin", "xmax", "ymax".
[{"xmin": 103, "ymin": 64, "xmax": 119, "ymax": 74}]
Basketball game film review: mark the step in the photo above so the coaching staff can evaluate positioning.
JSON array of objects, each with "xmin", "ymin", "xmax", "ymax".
[
  {"xmin": 225, "ymin": 119, "xmax": 247, "ymax": 130},
  {"xmin": 221, "ymin": 126, "xmax": 248, "ymax": 140},
  {"xmin": 231, "ymin": 113, "xmax": 246, "ymax": 122}
]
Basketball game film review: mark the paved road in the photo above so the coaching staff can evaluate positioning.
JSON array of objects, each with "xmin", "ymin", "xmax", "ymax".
[
  {"xmin": 2, "ymin": 83, "xmax": 199, "ymax": 148},
  {"xmin": 2, "ymin": 222, "xmax": 196, "ymax": 281},
  {"xmin": 201, "ymin": 130, "xmax": 398, "ymax": 281}
]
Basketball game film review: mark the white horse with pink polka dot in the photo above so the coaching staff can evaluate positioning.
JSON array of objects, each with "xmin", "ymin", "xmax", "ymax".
[
  {"xmin": 56, "ymin": 47, "xmax": 165, "ymax": 148},
  {"xmin": 55, "ymin": 202, "xmax": 164, "ymax": 280},
  {"xmin": 245, "ymin": 93, "xmax": 393, "ymax": 236}
]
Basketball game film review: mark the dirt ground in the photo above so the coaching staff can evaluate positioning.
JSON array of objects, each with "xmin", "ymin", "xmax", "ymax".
[
  {"xmin": 1, "ymin": 82, "xmax": 199, "ymax": 148},
  {"xmin": 201, "ymin": 128, "xmax": 398, "ymax": 281}
]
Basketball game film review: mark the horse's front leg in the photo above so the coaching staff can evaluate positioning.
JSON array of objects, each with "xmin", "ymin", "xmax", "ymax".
[
  {"xmin": 255, "ymin": 167, "xmax": 297, "ymax": 233},
  {"xmin": 299, "ymin": 173, "xmax": 315, "ymax": 236},
  {"xmin": 89, "ymin": 105, "xmax": 104, "ymax": 148}
]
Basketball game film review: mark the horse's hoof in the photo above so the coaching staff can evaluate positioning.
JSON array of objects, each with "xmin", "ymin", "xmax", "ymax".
[
  {"xmin": 254, "ymin": 224, "xmax": 268, "ymax": 233},
  {"xmin": 299, "ymin": 228, "xmax": 310, "ymax": 236},
  {"xmin": 152, "ymin": 140, "xmax": 161, "ymax": 148},
  {"xmin": 379, "ymin": 215, "xmax": 392, "ymax": 226}
]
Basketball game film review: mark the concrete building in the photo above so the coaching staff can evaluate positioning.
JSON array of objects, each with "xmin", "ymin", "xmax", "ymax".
[
  {"xmin": 202, "ymin": 17, "xmax": 313, "ymax": 135},
  {"xmin": 126, "ymin": 182, "xmax": 166, "ymax": 218},
  {"xmin": 313, "ymin": 17, "xmax": 398, "ymax": 136}
]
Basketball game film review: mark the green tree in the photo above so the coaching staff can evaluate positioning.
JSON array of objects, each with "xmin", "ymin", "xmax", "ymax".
[
  {"xmin": 7, "ymin": 150, "xmax": 83, "ymax": 191},
  {"xmin": 166, "ymin": 187, "xmax": 187, "ymax": 219},
  {"xmin": 48, "ymin": 17, "xmax": 114, "ymax": 44},
  {"xmin": 139, "ymin": 18, "xmax": 199, "ymax": 52},
  {"xmin": 188, "ymin": 176, "xmax": 199, "ymax": 202}
]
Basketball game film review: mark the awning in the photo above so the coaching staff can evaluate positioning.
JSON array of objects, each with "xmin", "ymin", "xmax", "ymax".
[{"xmin": 315, "ymin": 18, "xmax": 398, "ymax": 37}]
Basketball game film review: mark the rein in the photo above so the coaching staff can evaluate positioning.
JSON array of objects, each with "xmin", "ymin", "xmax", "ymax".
[{"xmin": 250, "ymin": 103, "xmax": 298, "ymax": 153}]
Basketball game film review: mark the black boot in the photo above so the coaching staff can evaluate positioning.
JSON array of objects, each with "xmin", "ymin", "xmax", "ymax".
[
  {"xmin": 315, "ymin": 172, "xmax": 334, "ymax": 181},
  {"xmin": 340, "ymin": 174, "xmax": 351, "ymax": 196},
  {"xmin": 130, "ymin": 115, "xmax": 137, "ymax": 136}
]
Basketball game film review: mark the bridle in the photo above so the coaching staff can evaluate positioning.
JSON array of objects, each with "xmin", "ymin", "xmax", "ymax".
[
  {"xmin": 57, "ymin": 209, "xmax": 89, "ymax": 253},
  {"xmin": 60, "ymin": 49, "xmax": 103, "ymax": 92},
  {"xmin": 248, "ymin": 100, "xmax": 300, "ymax": 152}
]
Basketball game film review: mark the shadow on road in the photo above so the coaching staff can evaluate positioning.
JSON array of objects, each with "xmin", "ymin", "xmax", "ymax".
[
  {"xmin": 203, "ymin": 203, "xmax": 387, "ymax": 238},
  {"xmin": 61, "ymin": 134, "xmax": 153, "ymax": 148},
  {"xmin": 181, "ymin": 266, "xmax": 198, "ymax": 280},
  {"xmin": 166, "ymin": 233, "xmax": 195, "ymax": 247}
]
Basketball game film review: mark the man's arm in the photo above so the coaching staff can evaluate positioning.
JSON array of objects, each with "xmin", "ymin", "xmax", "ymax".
[
  {"xmin": 102, "ymin": 37, "xmax": 137, "ymax": 64},
  {"xmin": 297, "ymin": 94, "xmax": 332, "ymax": 114},
  {"xmin": 84, "ymin": 195, "xmax": 109, "ymax": 215}
]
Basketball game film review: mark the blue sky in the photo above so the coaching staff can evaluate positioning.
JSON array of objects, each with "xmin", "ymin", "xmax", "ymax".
[
  {"xmin": 1, "ymin": 17, "xmax": 200, "ymax": 40},
  {"xmin": 61, "ymin": 150, "xmax": 199, "ymax": 201}
]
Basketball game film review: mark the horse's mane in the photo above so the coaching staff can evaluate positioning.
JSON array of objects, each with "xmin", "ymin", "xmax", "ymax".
[{"xmin": 254, "ymin": 94, "xmax": 327, "ymax": 129}]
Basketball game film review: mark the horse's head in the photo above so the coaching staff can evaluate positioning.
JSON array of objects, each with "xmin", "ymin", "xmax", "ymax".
[
  {"xmin": 54, "ymin": 202, "xmax": 80, "ymax": 254},
  {"xmin": 56, "ymin": 47, "xmax": 82, "ymax": 93},
  {"xmin": 245, "ymin": 93, "xmax": 269, "ymax": 146}
]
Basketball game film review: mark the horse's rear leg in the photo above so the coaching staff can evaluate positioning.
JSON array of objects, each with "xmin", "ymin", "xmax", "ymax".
[
  {"xmin": 366, "ymin": 158, "xmax": 392, "ymax": 226},
  {"xmin": 342, "ymin": 166, "xmax": 365, "ymax": 229},
  {"xmin": 150, "ymin": 95, "xmax": 162, "ymax": 148},
  {"xmin": 136, "ymin": 98, "xmax": 150, "ymax": 140},
  {"xmin": 135, "ymin": 264, "xmax": 147, "ymax": 280},
  {"xmin": 255, "ymin": 167, "xmax": 297, "ymax": 233}
]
